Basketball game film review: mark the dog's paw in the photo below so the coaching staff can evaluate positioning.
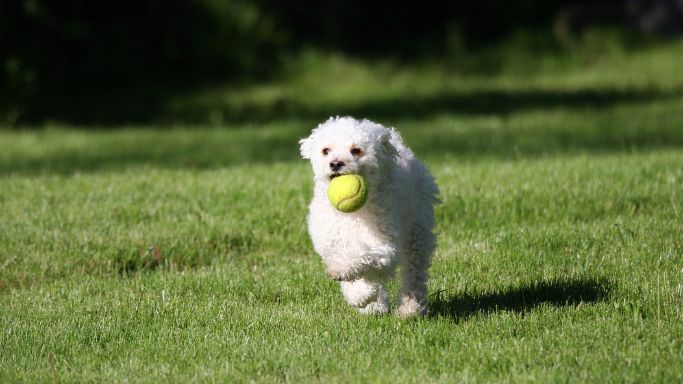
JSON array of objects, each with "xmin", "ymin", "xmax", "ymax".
[
  {"xmin": 396, "ymin": 297, "xmax": 428, "ymax": 318},
  {"xmin": 358, "ymin": 300, "xmax": 391, "ymax": 315}
]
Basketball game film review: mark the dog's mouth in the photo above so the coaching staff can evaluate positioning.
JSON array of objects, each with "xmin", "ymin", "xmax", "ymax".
[{"xmin": 329, "ymin": 170, "xmax": 363, "ymax": 180}]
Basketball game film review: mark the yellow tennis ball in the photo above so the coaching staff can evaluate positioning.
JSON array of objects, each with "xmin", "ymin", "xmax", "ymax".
[{"xmin": 327, "ymin": 174, "xmax": 368, "ymax": 213}]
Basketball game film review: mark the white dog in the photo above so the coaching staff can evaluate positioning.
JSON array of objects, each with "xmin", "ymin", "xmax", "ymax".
[{"xmin": 299, "ymin": 117, "xmax": 439, "ymax": 316}]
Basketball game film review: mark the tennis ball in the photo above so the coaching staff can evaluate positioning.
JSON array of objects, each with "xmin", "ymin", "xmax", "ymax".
[{"xmin": 327, "ymin": 174, "xmax": 368, "ymax": 213}]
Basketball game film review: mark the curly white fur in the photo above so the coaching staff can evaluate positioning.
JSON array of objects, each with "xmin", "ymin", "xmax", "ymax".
[{"xmin": 300, "ymin": 117, "xmax": 440, "ymax": 316}]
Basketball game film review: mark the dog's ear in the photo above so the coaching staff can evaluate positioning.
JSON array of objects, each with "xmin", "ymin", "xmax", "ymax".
[
  {"xmin": 299, "ymin": 135, "xmax": 313, "ymax": 159},
  {"xmin": 379, "ymin": 132, "xmax": 399, "ymax": 162}
]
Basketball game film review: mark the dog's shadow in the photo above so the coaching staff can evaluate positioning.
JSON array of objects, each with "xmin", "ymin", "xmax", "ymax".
[{"xmin": 429, "ymin": 277, "xmax": 610, "ymax": 321}]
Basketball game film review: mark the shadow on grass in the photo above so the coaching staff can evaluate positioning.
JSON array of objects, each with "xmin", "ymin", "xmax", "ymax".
[
  {"xmin": 205, "ymin": 87, "xmax": 682, "ymax": 124},
  {"xmin": 0, "ymin": 132, "xmax": 302, "ymax": 175},
  {"xmin": 13, "ymin": 85, "xmax": 682, "ymax": 126},
  {"xmin": 3, "ymin": 85, "xmax": 683, "ymax": 175},
  {"xmin": 429, "ymin": 277, "xmax": 610, "ymax": 321}
]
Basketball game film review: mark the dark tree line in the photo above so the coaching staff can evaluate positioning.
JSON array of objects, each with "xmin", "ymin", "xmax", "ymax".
[{"xmin": 1, "ymin": 0, "xmax": 680, "ymax": 112}]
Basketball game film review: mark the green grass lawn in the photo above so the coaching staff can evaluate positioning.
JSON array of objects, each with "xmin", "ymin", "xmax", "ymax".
[{"xmin": 2, "ymin": 37, "xmax": 683, "ymax": 382}]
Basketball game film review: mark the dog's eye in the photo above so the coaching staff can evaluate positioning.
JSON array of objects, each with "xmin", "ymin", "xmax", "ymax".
[
  {"xmin": 322, "ymin": 148, "xmax": 330, "ymax": 156},
  {"xmin": 350, "ymin": 147, "xmax": 363, "ymax": 156}
]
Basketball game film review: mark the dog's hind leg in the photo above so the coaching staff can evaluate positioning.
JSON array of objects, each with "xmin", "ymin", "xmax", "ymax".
[
  {"xmin": 397, "ymin": 224, "xmax": 436, "ymax": 317},
  {"xmin": 340, "ymin": 279, "xmax": 390, "ymax": 315}
]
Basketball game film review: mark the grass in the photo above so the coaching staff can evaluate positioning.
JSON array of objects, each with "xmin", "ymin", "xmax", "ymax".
[{"xmin": 2, "ymin": 35, "xmax": 683, "ymax": 382}]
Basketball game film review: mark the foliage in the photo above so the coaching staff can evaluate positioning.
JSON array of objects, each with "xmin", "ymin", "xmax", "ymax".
[
  {"xmin": 2, "ymin": 0, "xmax": 660, "ymax": 125},
  {"xmin": 0, "ymin": 0, "xmax": 283, "ymax": 119}
]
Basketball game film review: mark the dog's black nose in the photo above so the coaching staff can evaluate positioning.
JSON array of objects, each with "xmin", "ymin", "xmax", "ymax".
[{"xmin": 329, "ymin": 160, "xmax": 345, "ymax": 172}]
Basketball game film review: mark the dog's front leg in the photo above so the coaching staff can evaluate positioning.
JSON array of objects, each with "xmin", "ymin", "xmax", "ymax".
[
  {"xmin": 325, "ymin": 245, "xmax": 397, "ymax": 282},
  {"xmin": 340, "ymin": 278, "xmax": 390, "ymax": 314},
  {"xmin": 325, "ymin": 262, "xmax": 368, "ymax": 282}
]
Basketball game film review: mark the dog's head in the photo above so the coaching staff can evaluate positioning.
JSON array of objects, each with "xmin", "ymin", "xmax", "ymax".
[{"xmin": 299, "ymin": 117, "xmax": 398, "ymax": 185}]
